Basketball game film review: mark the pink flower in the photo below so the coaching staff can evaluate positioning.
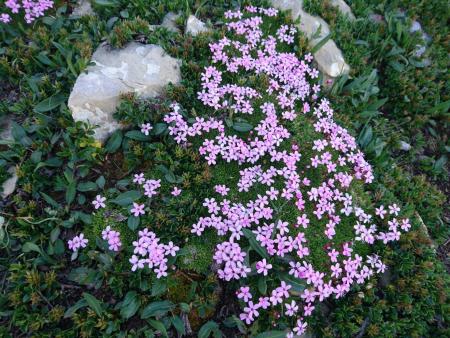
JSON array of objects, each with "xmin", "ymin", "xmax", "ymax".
[
  {"xmin": 293, "ymin": 318, "xmax": 307, "ymax": 335},
  {"xmin": 68, "ymin": 233, "xmax": 88, "ymax": 252},
  {"xmin": 214, "ymin": 184, "xmax": 230, "ymax": 196},
  {"xmin": 400, "ymin": 219, "xmax": 411, "ymax": 231},
  {"xmin": 255, "ymin": 259, "xmax": 272, "ymax": 276},
  {"xmin": 141, "ymin": 123, "xmax": 153, "ymax": 135},
  {"xmin": 303, "ymin": 303, "xmax": 314, "ymax": 316},
  {"xmin": 389, "ymin": 203, "xmax": 400, "ymax": 216},
  {"xmin": 375, "ymin": 205, "xmax": 387, "ymax": 219},
  {"xmin": 328, "ymin": 249, "xmax": 339, "ymax": 263},
  {"xmin": 165, "ymin": 241, "xmax": 180, "ymax": 256},
  {"xmin": 133, "ymin": 173, "xmax": 145, "ymax": 185},
  {"xmin": 297, "ymin": 214, "xmax": 310, "ymax": 228},
  {"xmin": 171, "ymin": 187, "xmax": 182, "ymax": 196},
  {"xmin": 130, "ymin": 202, "xmax": 145, "ymax": 217},
  {"xmin": 240, "ymin": 301, "xmax": 259, "ymax": 324},
  {"xmin": 237, "ymin": 286, "xmax": 252, "ymax": 302},
  {"xmin": 92, "ymin": 195, "xmax": 106, "ymax": 209},
  {"xmin": 0, "ymin": 13, "xmax": 11, "ymax": 23},
  {"xmin": 101, "ymin": 226, "xmax": 122, "ymax": 251},
  {"xmin": 285, "ymin": 300, "xmax": 298, "ymax": 316}
]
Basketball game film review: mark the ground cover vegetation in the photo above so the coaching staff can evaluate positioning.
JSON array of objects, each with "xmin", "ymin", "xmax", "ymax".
[{"xmin": 0, "ymin": 0, "xmax": 448, "ymax": 337}]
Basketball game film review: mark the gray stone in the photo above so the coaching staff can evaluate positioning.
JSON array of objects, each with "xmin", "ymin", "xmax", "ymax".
[
  {"xmin": 379, "ymin": 268, "xmax": 393, "ymax": 287},
  {"xmin": 369, "ymin": 13, "xmax": 384, "ymax": 24},
  {"xmin": 0, "ymin": 117, "xmax": 13, "ymax": 142},
  {"xmin": 71, "ymin": 0, "xmax": 94, "ymax": 17},
  {"xmin": 1, "ymin": 167, "xmax": 18, "ymax": 198},
  {"xmin": 185, "ymin": 15, "xmax": 210, "ymax": 36},
  {"xmin": 69, "ymin": 42, "xmax": 181, "ymax": 141},
  {"xmin": 399, "ymin": 141, "xmax": 411, "ymax": 151},
  {"xmin": 330, "ymin": 0, "xmax": 355, "ymax": 20},
  {"xmin": 410, "ymin": 20, "xmax": 422, "ymax": 33},
  {"xmin": 271, "ymin": 0, "xmax": 350, "ymax": 78},
  {"xmin": 161, "ymin": 12, "xmax": 180, "ymax": 33},
  {"xmin": 413, "ymin": 45, "xmax": 427, "ymax": 58}
]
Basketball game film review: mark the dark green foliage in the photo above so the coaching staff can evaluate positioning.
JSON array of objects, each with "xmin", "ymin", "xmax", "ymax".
[{"xmin": 0, "ymin": 0, "xmax": 448, "ymax": 337}]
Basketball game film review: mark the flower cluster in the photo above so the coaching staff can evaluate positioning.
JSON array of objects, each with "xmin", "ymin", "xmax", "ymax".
[
  {"xmin": 1, "ymin": 0, "xmax": 53, "ymax": 24},
  {"xmin": 68, "ymin": 233, "xmax": 88, "ymax": 252},
  {"xmin": 164, "ymin": 6, "xmax": 411, "ymax": 335},
  {"xmin": 101, "ymin": 226, "xmax": 122, "ymax": 252},
  {"xmin": 129, "ymin": 228, "xmax": 179, "ymax": 278}
]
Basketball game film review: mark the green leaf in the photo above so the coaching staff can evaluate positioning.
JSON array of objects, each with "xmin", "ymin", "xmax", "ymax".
[
  {"xmin": 30, "ymin": 151, "xmax": 43, "ymax": 163},
  {"xmin": 120, "ymin": 291, "xmax": 141, "ymax": 320},
  {"xmin": 96, "ymin": 175, "xmax": 106, "ymax": 189},
  {"xmin": 151, "ymin": 278, "xmax": 167, "ymax": 297},
  {"xmin": 358, "ymin": 125, "xmax": 373, "ymax": 148},
  {"xmin": 366, "ymin": 98, "xmax": 388, "ymax": 111},
  {"xmin": 198, "ymin": 321, "xmax": 220, "ymax": 338},
  {"xmin": 243, "ymin": 228, "xmax": 269, "ymax": 259},
  {"xmin": 153, "ymin": 123, "xmax": 167, "ymax": 135},
  {"xmin": 148, "ymin": 319, "xmax": 168, "ymax": 337},
  {"xmin": 232, "ymin": 122, "xmax": 253, "ymax": 132},
  {"xmin": 11, "ymin": 122, "xmax": 32, "ymax": 146},
  {"xmin": 125, "ymin": 130, "xmax": 150, "ymax": 141},
  {"xmin": 141, "ymin": 301, "xmax": 174, "ymax": 319},
  {"xmin": 171, "ymin": 316, "xmax": 186, "ymax": 335},
  {"xmin": 34, "ymin": 157, "xmax": 63, "ymax": 172},
  {"xmin": 77, "ymin": 181, "xmax": 98, "ymax": 192},
  {"xmin": 111, "ymin": 190, "xmax": 142, "ymax": 206},
  {"xmin": 66, "ymin": 181, "xmax": 76, "ymax": 204},
  {"xmin": 22, "ymin": 242, "xmax": 42, "ymax": 254},
  {"xmin": 93, "ymin": 0, "xmax": 120, "ymax": 7},
  {"xmin": 40, "ymin": 192, "xmax": 61, "ymax": 209},
  {"xmin": 254, "ymin": 330, "xmax": 287, "ymax": 338},
  {"xmin": 164, "ymin": 171, "xmax": 177, "ymax": 183},
  {"xmin": 105, "ymin": 130, "xmax": 123, "ymax": 153},
  {"xmin": 427, "ymin": 100, "xmax": 450, "ymax": 116},
  {"xmin": 127, "ymin": 216, "xmax": 140, "ymax": 230},
  {"xmin": 64, "ymin": 299, "xmax": 87, "ymax": 318},
  {"xmin": 50, "ymin": 227, "xmax": 60, "ymax": 243},
  {"xmin": 257, "ymin": 276, "xmax": 267, "ymax": 294},
  {"xmin": 83, "ymin": 292, "xmax": 103, "ymax": 317},
  {"xmin": 34, "ymin": 93, "xmax": 67, "ymax": 113},
  {"xmin": 68, "ymin": 267, "xmax": 99, "ymax": 285}
]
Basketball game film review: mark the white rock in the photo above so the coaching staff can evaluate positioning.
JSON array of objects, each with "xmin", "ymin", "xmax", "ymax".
[
  {"xmin": 0, "ymin": 117, "xmax": 13, "ymax": 142},
  {"xmin": 410, "ymin": 20, "xmax": 422, "ymax": 33},
  {"xmin": 399, "ymin": 141, "xmax": 412, "ymax": 151},
  {"xmin": 185, "ymin": 15, "xmax": 210, "ymax": 36},
  {"xmin": 1, "ymin": 167, "xmax": 18, "ymax": 198},
  {"xmin": 161, "ymin": 12, "xmax": 181, "ymax": 33},
  {"xmin": 270, "ymin": 0, "xmax": 303, "ymax": 19},
  {"xmin": 330, "ymin": 0, "xmax": 355, "ymax": 20},
  {"xmin": 69, "ymin": 42, "xmax": 181, "ymax": 141},
  {"xmin": 271, "ymin": 0, "xmax": 350, "ymax": 78},
  {"xmin": 71, "ymin": 0, "xmax": 94, "ymax": 17},
  {"xmin": 314, "ymin": 40, "xmax": 350, "ymax": 77}
]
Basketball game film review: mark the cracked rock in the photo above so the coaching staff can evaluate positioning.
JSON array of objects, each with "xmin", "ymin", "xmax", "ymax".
[
  {"xmin": 160, "ymin": 12, "xmax": 181, "ymax": 33},
  {"xmin": 71, "ymin": 0, "xmax": 94, "ymax": 17},
  {"xmin": 185, "ymin": 15, "xmax": 210, "ymax": 36},
  {"xmin": 330, "ymin": 0, "xmax": 355, "ymax": 21},
  {"xmin": 68, "ymin": 42, "xmax": 181, "ymax": 141}
]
